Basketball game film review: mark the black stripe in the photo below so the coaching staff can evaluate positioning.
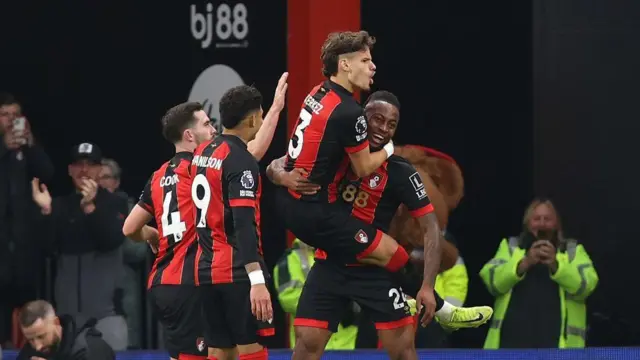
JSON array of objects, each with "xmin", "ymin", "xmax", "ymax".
[{"xmin": 152, "ymin": 164, "xmax": 178, "ymax": 286}]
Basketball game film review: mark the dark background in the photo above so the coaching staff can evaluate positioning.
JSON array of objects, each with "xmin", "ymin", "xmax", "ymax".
[{"xmin": 2, "ymin": 0, "xmax": 639, "ymax": 348}]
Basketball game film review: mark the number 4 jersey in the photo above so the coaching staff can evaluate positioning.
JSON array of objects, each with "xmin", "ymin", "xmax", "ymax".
[
  {"xmin": 138, "ymin": 152, "xmax": 198, "ymax": 288},
  {"xmin": 191, "ymin": 134, "xmax": 266, "ymax": 285}
]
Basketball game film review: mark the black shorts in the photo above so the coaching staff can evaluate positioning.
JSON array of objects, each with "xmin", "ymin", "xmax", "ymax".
[
  {"xmin": 147, "ymin": 285, "xmax": 206, "ymax": 358},
  {"xmin": 294, "ymin": 260, "xmax": 414, "ymax": 332},
  {"xmin": 280, "ymin": 190, "xmax": 382, "ymax": 263},
  {"xmin": 199, "ymin": 282, "xmax": 275, "ymax": 348}
]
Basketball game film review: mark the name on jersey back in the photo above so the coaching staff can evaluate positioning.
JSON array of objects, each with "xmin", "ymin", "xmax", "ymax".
[
  {"xmin": 304, "ymin": 95, "xmax": 323, "ymax": 115},
  {"xmin": 159, "ymin": 174, "xmax": 179, "ymax": 187},
  {"xmin": 192, "ymin": 155, "xmax": 222, "ymax": 170}
]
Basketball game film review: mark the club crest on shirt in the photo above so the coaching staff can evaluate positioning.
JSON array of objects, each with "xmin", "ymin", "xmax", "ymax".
[
  {"xmin": 355, "ymin": 116, "xmax": 367, "ymax": 134},
  {"xmin": 196, "ymin": 337, "xmax": 206, "ymax": 352},
  {"xmin": 355, "ymin": 229, "xmax": 369, "ymax": 244},
  {"xmin": 241, "ymin": 170, "xmax": 255, "ymax": 189},
  {"xmin": 368, "ymin": 173, "xmax": 383, "ymax": 189}
]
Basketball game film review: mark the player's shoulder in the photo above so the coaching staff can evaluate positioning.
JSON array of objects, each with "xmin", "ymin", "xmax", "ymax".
[{"xmin": 387, "ymin": 154, "xmax": 417, "ymax": 172}]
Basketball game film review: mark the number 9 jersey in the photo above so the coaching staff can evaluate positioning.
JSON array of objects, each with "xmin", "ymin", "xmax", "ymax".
[{"xmin": 138, "ymin": 152, "xmax": 198, "ymax": 288}]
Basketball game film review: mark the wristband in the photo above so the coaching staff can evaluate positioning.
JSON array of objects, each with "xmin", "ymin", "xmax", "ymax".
[
  {"xmin": 383, "ymin": 141, "xmax": 394, "ymax": 159},
  {"xmin": 248, "ymin": 270, "xmax": 265, "ymax": 285}
]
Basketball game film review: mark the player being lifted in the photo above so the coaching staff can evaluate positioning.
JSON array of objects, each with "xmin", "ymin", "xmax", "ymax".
[
  {"xmin": 191, "ymin": 85, "xmax": 275, "ymax": 360},
  {"xmin": 277, "ymin": 30, "xmax": 446, "ymax": 324},
  {"xmin": 123, "ymin": 74, "xmax": 287, "ymax": 360},
  {"xmin": 269, "ymin": 91, "xmax": 493, "ymax": 359}
]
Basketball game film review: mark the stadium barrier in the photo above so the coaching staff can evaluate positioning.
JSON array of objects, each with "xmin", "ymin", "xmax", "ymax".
[{"xmin": 2, "ymin": 348, "xmax": 638, "ymax": 359}]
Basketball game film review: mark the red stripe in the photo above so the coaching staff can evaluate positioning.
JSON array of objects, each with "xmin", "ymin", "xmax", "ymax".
[
  {"xmin": 345, "ymin": 139, "xmax": 370, "ymax": 154},
  {"xmin": 350, "ymin": 162, "xmax": 389, "ymax": 224},
  {"xmin": 229, "ymin": 199, "xmax": 255, "ymax": 207},
  {"xmin": 356, "ymin": 230, "xmax": 384, "ymax": 260},
  {"xmin": 327, "ymin": 156, "xmax": 350, "ymax": 203},
  {"xmin": 409, "ymin": 203, "xmax": 434, "ymax": 218},
  {"xmin": 194, "ymin": 242, "xmax": 202, "ymax": 286},
  {"xmin": 257, "ymin": 327, "xmax": 274, "ymax": 336},
  {"xmin": 293, "ymin": 318, "xmax": 329, "ymax": 329},
  {"xmin": 374, "ymin": 316, "xmax": 414, "ymax": 330},
  {"xmin": 178, "ymin": 354, "xmax": 206, "ymax": 360}
]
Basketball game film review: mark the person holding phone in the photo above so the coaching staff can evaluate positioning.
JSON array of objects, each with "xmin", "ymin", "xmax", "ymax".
[
  {"xmin": 479, "ymin": 198, "xmax": 599, "ymax": 349},
  {"xmin": 0, "ymin": 92, "xmax": 54, "ymax": 349}
]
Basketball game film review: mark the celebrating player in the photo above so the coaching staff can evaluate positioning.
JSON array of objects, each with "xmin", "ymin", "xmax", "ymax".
[
  {"xmin": 123, "ymin": 102, "xmax": 214, "ymax": 360},
  {"xmin": 122, "ymin": 73, "xmax": 287, "ymax": 360},
  {"xmin": 278, "ymin": 31, "xmax": 439, "ymax": 327},
  {"xmin": 269, "ymin": 91, "xmax": 493, "ymax": 359},
  {"xmin": 191, "ymin": 85, "xmax": 273, "ymax": 360}
]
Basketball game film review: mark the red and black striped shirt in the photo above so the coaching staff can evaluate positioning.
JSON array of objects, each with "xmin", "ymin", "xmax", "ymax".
[
  {"xmin": 190, "ymin": 134, "xmax": 265, "ymax": 285},
  {"xmin": 138, "ymin": 152, "xmax": 198, "ymax": 288},
  {"xmin": 339, "ymin": 155, "xmax": 434, "ymax": 232},
  {"xmin": 285, "ymin": 80, "xmax": 369, "ymax": 203},
  {"xmin": 316, "ymin": 155, "xmax": 434, "ymax": 260}
]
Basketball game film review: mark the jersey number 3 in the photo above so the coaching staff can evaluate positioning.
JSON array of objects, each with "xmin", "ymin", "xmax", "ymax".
[
  {"xmin": 287, "ymin": 109, "xmax": 312, "ymax": 159},
  {"xmin": 161, "ymin": 191, "xmax": 186, "ymax": 242}
]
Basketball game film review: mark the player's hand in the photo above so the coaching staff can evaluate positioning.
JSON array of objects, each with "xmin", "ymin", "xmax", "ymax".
[
  {"xmin": 80, "ymin": 178, "xmax": 98, "ymax": 206},
  {"xmin": 147, "ymin": 229, "xmax": 160, "ymax": 254},
  {"xmin": 250, "ymin": 284, "xmax": 273, "ymax": 323},
  {"xmin": 281, "ymin": 168, "xmax": 320, "ymax": 195},
  {"xmin": 271, "ymin": 72, "xmax": 288, "ymax": 114},
  {"xmin": 415, "ymin": 284, "xmax": 437, "ymax": 327},
  {"xmin": 31, "ymin": 178, "xmax": 52, "ymax": 212}
]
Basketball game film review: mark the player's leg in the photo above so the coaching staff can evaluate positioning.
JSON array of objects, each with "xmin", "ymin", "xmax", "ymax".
[
  {"xmin": 147, "ymin": 285, "xmax": 207, "ymax": 360},
  {"xmin": 221, "ymin": 282, "xmax": 273, "ymax": 360},
  {"xmin": 199, "ymin": 285, "xmax": 237, "ymax": 360},
  {"xmin": 292, "ymin": 262, "xmax": 349, "ymax": 360},
  {"xmin": 378, "ymin": 326, "xmax": 417, "ymax": 360},
  {"xmin": 348, "ymin": 267, "xmax": 417, "ymax": 360}
]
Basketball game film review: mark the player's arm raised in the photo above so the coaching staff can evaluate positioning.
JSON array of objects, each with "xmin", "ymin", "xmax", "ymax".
[
  {"xmin": 227, "ymin": 161, "xmax": 274, "ymax": 323},
  {"xmin": 122, "ymin": 175, "xmax": 160, "ymax": 252},
  {"xmin": 247, "ymin": 72, "xmax": 288, "ymax": 161},
  {"xmin": 338, "ymin": 106, "xmax": 394, "ymax": 178}
]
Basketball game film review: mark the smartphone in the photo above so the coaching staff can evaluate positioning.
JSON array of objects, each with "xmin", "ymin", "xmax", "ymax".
[
  {"xmin": 13, "ymin": 117, "xmax": 26, "ymax": 132},
  {"xmin": 536, "ymin": 229, "xmax": 557, "ymax": 242},
  {"xmin": 12, "ymin": 117, "xmax": 27, "ymax": 145}
]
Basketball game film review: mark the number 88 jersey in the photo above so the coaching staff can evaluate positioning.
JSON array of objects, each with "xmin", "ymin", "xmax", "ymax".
[
  {"xmin": 138, "ymin": 152, "xmax": 198, "ymax": 289},
  {"xmin": 337, "ymin": 155, "xmax": 434, "ymax": 234}
]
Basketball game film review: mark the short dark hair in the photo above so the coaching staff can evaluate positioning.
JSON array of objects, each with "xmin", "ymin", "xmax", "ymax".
[
  {"xmin": 20, "ymin": 300, "xmax": 55, "ymax": 327},
  {"xmin": 161, "ymin": 102, "xmax": 203, "ymax": 143},
  {"xmin": 365, "ymin": 90, "xmax": 401, "ymax": 111},
  {"xmin": 219, "ymin": 85, "xmax": 262, "ymax": 129},
  {"xmin": 321, "ymin": 31, "xmax": 376, "ymax": 77},
  {"xmin": 0, "ymin": 92, "xmax": 18, "ymax": 107}
]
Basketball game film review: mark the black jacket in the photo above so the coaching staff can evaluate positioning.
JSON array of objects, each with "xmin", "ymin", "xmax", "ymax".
[
  {"xmin": 42, "ymin": 187, "xmax": 125, "ymax": 255},
  {"xmin": 17, "ymin": 315, "xmax": 115, "ymax": 360},
  {"xmin": 0, "ymin": 137, "xmax": 54, "ymax": 286}
]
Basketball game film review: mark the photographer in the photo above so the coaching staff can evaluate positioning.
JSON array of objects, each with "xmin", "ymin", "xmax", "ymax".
[
  {"xmin": 31, "ymin": 143, "xmax": 127, "ymax": 351},
  {"xmin": 17, "ymin": 300, "xmax": 114, "ymax": 360},
  {"xmin": 0, "ymin": 92, "xmax": 54, "ymax": 347},
  {"xmin": 479, "ymin": 198, "xmax": 599, "ymax": 348}
]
